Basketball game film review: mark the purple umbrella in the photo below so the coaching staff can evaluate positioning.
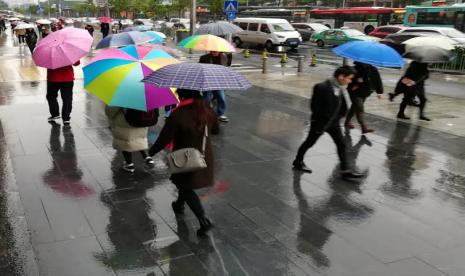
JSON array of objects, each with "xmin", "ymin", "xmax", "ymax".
[
  {"xmin": 95, "ymin": 31, "xmax": 153, "ymax": 49},
  {"xmin": 142, "ymin": 62, "xmax": 251, "ymax": 91}
]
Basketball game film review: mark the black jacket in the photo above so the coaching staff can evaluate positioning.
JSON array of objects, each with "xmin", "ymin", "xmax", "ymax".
[
  {"xmin": 199, "ymin": 53, "xmax": 228, "ymax": 66},
  {"xmin": 310, "ymin": 80, "xmax": 347, "ymax": 130},
  {"xmin": 348, "ymin": 62, "xmax": 383, "ymax": 98},
  {"xmin": 395, "ymin": 61, "xmax": 429, "ymax": 95}
]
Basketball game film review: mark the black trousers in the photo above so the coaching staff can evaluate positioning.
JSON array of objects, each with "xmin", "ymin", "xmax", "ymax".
[
  {"xmin": 295, "ymin": 123, "xmax": 348, "ymax": 171},
  {"xmin": 398, "ymin": 86, "xmax": 427, "ymax": 116},
  {"xmin": 122, "ymin": 151, "xmax": 148, "ymax": 164},
  {"xmin": 176, "ymin": 188, "xmax": 205, "ymax": 219},
  {"xmin": 346, "ymin": 96, "xmax": 367, "ymax": 128},
  {"xmin": 46, "ymin": 81, "xmax": 74, "ymax": 121}
]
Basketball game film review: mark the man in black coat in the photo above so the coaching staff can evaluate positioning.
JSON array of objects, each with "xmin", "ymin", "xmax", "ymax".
[
  {"xmin": 345, "ymin": 61, "xmax": 383, "ymax": 133},
  {"xmin": 293, "ymin": 66, "xmax": 364, "ymax": 180}
]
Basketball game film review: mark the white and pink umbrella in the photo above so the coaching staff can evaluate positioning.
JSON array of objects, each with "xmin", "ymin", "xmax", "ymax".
[{"xmin": 32, "ymin": 27, "xmax": 93, "ymax": 69}]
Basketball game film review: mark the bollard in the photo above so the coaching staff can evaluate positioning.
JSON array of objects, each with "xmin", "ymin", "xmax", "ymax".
[
  {"xmin": 298, "ymin": 56, "xmax": 304, "ymax": 73},
  {"xmin": 262, "ymin": 56, "xmax": 268, "ymax": 74},
  {"xmin": 261, "ymin": 49, "xmax": 268, "ymax": 59},
  {"xmin": 310, "ymin": 54, "xmax": 317, "ymax": 67},
  {"xmin": 243, "ymin": 48, "xmax": 250, "ymax": 58},
  {"xmin": 280, "ymin": 53, "xmax": 288, "ymax": 63},
  {"xmin": 342, "ymin": 57, "xmax": 349, "ymax": 66}
]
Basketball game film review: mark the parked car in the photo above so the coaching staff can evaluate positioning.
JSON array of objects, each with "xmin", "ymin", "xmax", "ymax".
[
  {"xmin": 233, "ymin": 18, "xmax": 302, "ymax": 50},
  {"xmin": 311, "ymin": 28, "xmax": 379, "ymax": 47},
  {"xmin": 369, "ymin": 25, "xmax": 404, "ymax": 39},
  {"xmin": 396, "ymin": 27, "xmax": 465, "ymax": 45},
  {"xmin": 381, "ymin": 32, "xmax": 445, "ymax": 54},
  {"xmin": 291, "ymin": 23, "xmax": 329, "ymax": 41}
]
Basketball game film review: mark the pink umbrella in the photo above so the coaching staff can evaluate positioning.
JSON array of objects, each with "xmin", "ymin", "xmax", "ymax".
[
  {"xmin": 32, "ymin": 27, "xmax": 93, "ymax": 69},
  {"xmin": 99, "ymin": 16, "xmax": 112, "ymax": 23}
]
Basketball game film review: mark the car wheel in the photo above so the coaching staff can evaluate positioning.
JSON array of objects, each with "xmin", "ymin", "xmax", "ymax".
[
  {"xmin": 233, "ymin": 37, "xmax": 242, "ymax": 47},
  {"xmin": 316, "ymin": 40, "xmax": 324, "ymax": 47},
  {"xmin": 364, "ymin": 25, "xmax": 375, "ymax": 35},
  {"xmin": 265, "ymin": 40, "xmax": 274, "ymax": 51}
]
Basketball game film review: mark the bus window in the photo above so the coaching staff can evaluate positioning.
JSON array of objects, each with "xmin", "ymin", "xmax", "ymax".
[
  {"xmin": 238, "ymin": 22, "xmax": 248, "ymax": 30},
  {"xmin": 455, "ymin": 12, "xmax": 465, "ymax": 32},
  {"xmin": 417, "ymin": 11, "xmax": 455, "ymax": 25}
]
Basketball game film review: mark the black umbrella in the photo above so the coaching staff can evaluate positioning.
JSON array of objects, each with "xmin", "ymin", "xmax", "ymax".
[{"xmin": 403, "ymin": 46, "xmax": 455, "ymax": 63}]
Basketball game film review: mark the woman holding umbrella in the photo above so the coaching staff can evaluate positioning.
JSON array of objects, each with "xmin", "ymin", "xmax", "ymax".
[
  {"xmin": 391, "ymin": 61, "xmax": 431, "ymax": 121},
  {"xmin": 25, "ymin": 28, "xmax": 37, "ymax": 54},
  {"xmin": 149, "ymin": 89, "xmax": 220, "ymax": 236}
]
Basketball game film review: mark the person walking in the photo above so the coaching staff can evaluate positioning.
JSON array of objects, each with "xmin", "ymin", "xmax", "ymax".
[
  {"xmin": 149, "ymin": 89, "xmax": 220, "ymax": 236},
  {"xmin": 105, "ymin": 107, "xmax": 157, "ymax": 173},
  {"xmin": 25, "ymin": 28, "xmax": 37, "ymax": 54},
  {"xmin": 390, "ymin": 61, "xmax": 430, "ymax": 121},
  {"xmin": 199, "ymin": 51, "xmax": 229, "ymax": 123},
  {"xmin": 100, "ymin": 22, "xmax": 110, "ymax": 38},
  {"xmin": 46, "ymin": 61, "xmax": 80, "ymax": 125},
  {"xmin": 292, "ymin": 66, "xmax": 364, "ymax": 180},
  {"xmin": 344, "ymin": 61, "xmax": 383, "ymax": 133}
]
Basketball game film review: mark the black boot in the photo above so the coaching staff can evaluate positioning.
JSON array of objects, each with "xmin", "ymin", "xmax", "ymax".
[
  {"xmin": 171, "ymin": 201, "xmax": 185, "ymax": 215},
  {"xmin": 397, "ymin": 113, "xmax": 410, "ymax": 120},
  {"xmin": 197, "ymin": 217, "xmax": 213, "ymax": 236},
  {"xmin": 292, "ymin": 160, "xmax": 312, "ymax": 173}
]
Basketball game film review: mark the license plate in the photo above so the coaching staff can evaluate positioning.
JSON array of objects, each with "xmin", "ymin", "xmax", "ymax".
[{"xmin": 290, "ymin": 42, "xmax": 297, "ymax": 45}]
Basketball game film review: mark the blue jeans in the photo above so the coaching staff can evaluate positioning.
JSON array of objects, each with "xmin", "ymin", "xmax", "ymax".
[{"xmin": 203, "ymin": 90, "xmax": 226, "ymax": 116}]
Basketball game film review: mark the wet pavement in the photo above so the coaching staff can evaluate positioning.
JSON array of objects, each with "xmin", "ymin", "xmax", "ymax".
[{"xmin": 1, "ymin": 29, "xmax": 465, "ymax": 276}]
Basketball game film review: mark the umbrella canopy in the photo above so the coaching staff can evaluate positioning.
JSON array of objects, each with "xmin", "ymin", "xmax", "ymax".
[
  {"xmin": 32, "ymin": 27, "xmax": 93, "ymax": 69},
  {"xmin": 83, "ymin": 45, "xmax": 179, "ymax": 111},
  {"xmin": 14, "ymin": 23, "xmax": 35, "ymax": 30},
  {"xmin": 124, "ymin": 25, "xmax": 151, "ymax": 32},
  {"xmin": 178, "ymin": 34, "xmax": 236, "ymax": 52},
  {"xmin": 402, "ymin": 36, "xmax": 456, "ymax": 51},
  {"xmin": 195, "ymin": 21, "xmax": 243, "ymax": 36},
  {"xmin": 95, "ymin": 31, "xmax": 153, "ymax": 49},
  {"xmin": 144, "ymin": 44, "xmax": 181, "ymax": 58},
  {"xmin": 151, "ymin": 31, "xmax": 166, "ymax": 39},
  {"xmin": 36, "ymin": 19, "xmax": 52, "ymax": 25},
  {"xmin": 332, "ymin": 41, "xmax": 404, "ymax": 68},
  {"xmin": 98, "ymin": 16, "xmax": 111, "ymax": 23},
  {"xmin": 403, "ymin": 46, "xmax": 455, "ymax": 63},
  {"xmin": 144, "ymin": 31, "xmax": 164, "ymax": 44},
  {"xmin": 142, "ymin": 62, "xmax": 251, "ymax": 91}
]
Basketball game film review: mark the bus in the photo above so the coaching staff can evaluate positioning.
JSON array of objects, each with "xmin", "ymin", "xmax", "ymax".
[
  {"xmin": 237, "ymin": 8, "xmax": 308, "ymax": 22},
  {"xmin": 309, "ymin": 7, "xmax": 405, "ymax": 34},
  {"xmin": 404, "ymin": 4, "xmax": 465, "ymax": 32}
]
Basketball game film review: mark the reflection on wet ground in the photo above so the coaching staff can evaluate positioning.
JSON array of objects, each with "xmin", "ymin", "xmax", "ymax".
[{"xmin": 2, "ymin": 81, "xmax": 465, "ymax": 274}]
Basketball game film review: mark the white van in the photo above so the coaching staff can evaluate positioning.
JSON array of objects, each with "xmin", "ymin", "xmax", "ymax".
[{"xmin": 233, "ymin": 18, "xmax": 302, "ymax": 50}]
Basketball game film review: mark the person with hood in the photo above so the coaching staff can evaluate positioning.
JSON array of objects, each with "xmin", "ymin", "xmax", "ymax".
[
  {"xmin": 292, "ymin": 66, "xmax": 364, "ymax": 181},
  {"xmin": 345, "ymin": 61, "xmax": 383, "ymax": 133},
  {"xmin": 149, "ymin": 89, "xmax": 220, "ymax": 236},
  {"xmin": 390, "ymin": 61, "xmax": 431, "ymax": 121}
]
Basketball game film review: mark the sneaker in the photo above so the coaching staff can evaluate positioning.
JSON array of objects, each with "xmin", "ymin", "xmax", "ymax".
[
  {"xmin": 419, "ymin": 116, "xmax": 431, "ymax": 121},
  {"xmin": 48, "ymin": 115, "xmax": 61, "ymax": 121},
  {"xmin": 388, "ymin": 93, "xmax": 395, "ymax": 102},
  {"xmin": 397, "ymin": 114, "xmax": 410, "ymax": 120},
  {"xmin": 345, "ymin": 122, "xmax": 355, "ymax": 129},
  {"xmin": 145, "ymin": 156, "xmax": 155, "ymax": 166},
  {"xmin": 218, "ymin": 116, "xmax": 229, "ymax": 123},
  {"xmin": 122, "ymin": 162, "xmax": 135, "ymax": 173},
  {"xmin": 63, "ymin": 120, "xmax": 70, "ymax": 125},
  {"xmin": 362, "ymin": 128, "xmax": 374, "ymax": 134},
  {"xmin": 341, "ymin": 170, "xmax": 365, "ymax": 181}
]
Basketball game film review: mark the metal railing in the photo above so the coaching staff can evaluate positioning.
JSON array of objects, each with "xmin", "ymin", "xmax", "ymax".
[{"xmin": 431, "ymin": 47, "xmax": 465, "ymax": 74}]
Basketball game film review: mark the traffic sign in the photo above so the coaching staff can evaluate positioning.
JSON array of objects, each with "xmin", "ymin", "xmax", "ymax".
[
  {"xmin": 224, "ymin": 0, "xmax": 238, "ymax": 13},
  {"xmin": 226, "ymin": 12, "xmax": 236, "ymax": 21}
]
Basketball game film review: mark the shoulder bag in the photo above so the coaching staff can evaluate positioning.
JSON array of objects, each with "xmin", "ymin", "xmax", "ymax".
[{"xmin": 166, "ymin": 125, "xmax": 208, "ymax": 174}]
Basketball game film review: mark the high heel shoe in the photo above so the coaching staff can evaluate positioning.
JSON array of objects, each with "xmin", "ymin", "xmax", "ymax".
[{"xmin": 197, "ymin": 217, "xmax": 213, "ymax": 236}]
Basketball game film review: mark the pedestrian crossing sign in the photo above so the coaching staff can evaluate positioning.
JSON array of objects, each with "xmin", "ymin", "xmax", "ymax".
[{"xmin": 224, "ymin": 0, "xmax": 238, "ymax": 13}]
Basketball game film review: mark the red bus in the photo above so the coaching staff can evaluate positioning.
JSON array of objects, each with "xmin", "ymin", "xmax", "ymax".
[{"xmin": 309, "ymin": 7, "xmax": 405, "ymax": 34}]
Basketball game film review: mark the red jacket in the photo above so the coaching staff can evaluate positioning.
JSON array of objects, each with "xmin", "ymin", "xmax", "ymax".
[{"xmin": 47, "ymin": 61, "xmax": 80, "ymax": 82}]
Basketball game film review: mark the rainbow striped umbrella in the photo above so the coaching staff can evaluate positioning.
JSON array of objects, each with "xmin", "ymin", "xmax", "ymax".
[
  {"xmin": 83, "ymin": 45, "xmax": 179, "ymax": 111},
  {"xmin": 178, "ymin": 34, "xmax": 236, "ymax": 52}
]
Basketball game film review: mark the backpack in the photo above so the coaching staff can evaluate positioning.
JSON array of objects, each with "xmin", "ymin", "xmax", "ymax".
[{"xmin": 123, "ymin": 108, "xmax": 159, "ymax": 128}]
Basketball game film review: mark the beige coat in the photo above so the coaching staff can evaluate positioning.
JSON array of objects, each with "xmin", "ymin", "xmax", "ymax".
[{"xmin": 105, "ymin": 106, "xmax": 148, "ymax": 152}]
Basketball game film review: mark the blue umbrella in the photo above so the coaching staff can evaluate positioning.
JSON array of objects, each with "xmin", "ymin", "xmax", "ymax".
[
  {"xmin": 124, "ymin": 25, "xmax": 151, "ymax": 32},
  {"xmin": 144, "ymin": 31, "xmax": 164, "ymax": 44},
  {"xmin": 142, "ymin": 63, "xmax": 251, "ymax": 91},
  {"xmin": 332, "ymin": 41, "xmax": 404, "ymax": 68},
  {"xmin": 95, "ymin": 31, "xmax": 153, "ymax": 49}
]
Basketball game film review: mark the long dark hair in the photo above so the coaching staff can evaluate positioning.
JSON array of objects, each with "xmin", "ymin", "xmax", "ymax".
[{"xmin": 177, "ymin": 89, "xmax": 210, "ymax": 130}]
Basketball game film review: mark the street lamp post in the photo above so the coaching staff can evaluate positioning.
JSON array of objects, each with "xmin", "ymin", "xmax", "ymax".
[{"xmin": 190, "ymin": 0, "xmax": 196, "ymax": 36}]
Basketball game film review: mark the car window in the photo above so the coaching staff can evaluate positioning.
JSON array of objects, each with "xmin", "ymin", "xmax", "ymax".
[
  {"xmin": 238, "ymin": 22, "xmax": 248, "ymax": 30},
  {"xmin": 335, "ymin": 31, "xmax": 345, "ymax": 37},
  {"xmin": 403, "ymin": 29, "xmax": 439, "ymax": 34},
  {"xmin": 248, "ymin": 23, "xmax": 259, "ymax": 31},
  {"xmin": 271, "ymin": 23, "xmax": 294, "ymax": 32},
  {"xmin": 442, "ymin": 28, "xmax": 465, "ymax": 38},
  {"xmin": 343, "ymin": 29, "xmax": 365, "ymax": 36},
  {"xmin": 325, "ymin": 30, "xmax": 336, "ymax": 36},
  {"xmin": 310, "ymin": 24, "xmax": 329, "ymax": 32},
  {"xmin": 260, "ymin": 24, "xmax": 270, "ymax": 33}
]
